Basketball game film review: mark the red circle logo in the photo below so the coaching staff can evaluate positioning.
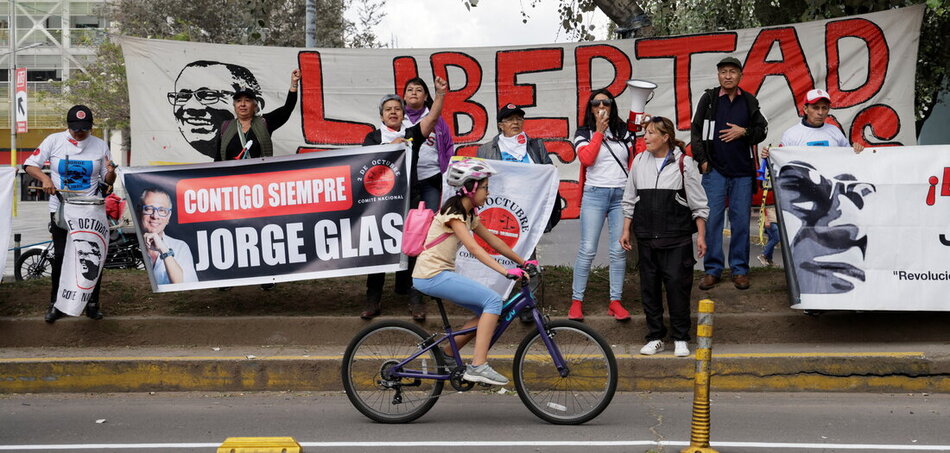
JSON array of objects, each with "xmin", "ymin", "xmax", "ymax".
[
  {"xmin": 516, "ymin": 133, "xmax": 526, "ymax": 144},
  {"xmin": 363, "ymin": 165, "xmax": 396, "ymax": 197},
  {"xmin": 475, "ymin": 207, "xmax": 520, "ymax": 255},
  {"xmin": 76, "ymin": 110, "xmax": 87, "ymax": 119}
]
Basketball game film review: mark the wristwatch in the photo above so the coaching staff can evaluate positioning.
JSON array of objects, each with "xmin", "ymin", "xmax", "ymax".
[{"xmin": 159, "ymin": 249, "xmax": 175, "ymax": 260}]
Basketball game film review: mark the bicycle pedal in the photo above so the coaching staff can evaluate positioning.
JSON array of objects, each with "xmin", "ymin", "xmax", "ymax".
[{"xmin": 477, "ymin": 383, "xmax": 492, "ymax": 388}]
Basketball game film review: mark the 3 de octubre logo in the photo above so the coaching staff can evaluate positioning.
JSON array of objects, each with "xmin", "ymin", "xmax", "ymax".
[{"xmin": 475, "ymin": 196, "xmax": 530, "ymax": 255}]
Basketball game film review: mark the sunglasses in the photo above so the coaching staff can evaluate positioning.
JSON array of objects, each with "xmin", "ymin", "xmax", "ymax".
[
  {"xmin": 590, "ymin": 99, "xmax": 613, "ymax": 107},
  {"xmin": 69, "ymin": 126, "xmax": 91, "ymax": 132}
]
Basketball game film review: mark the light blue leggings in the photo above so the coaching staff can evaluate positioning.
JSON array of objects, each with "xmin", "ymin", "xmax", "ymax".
[{"xmin": 413, "ymin": 271, "xmax": 503, "ymax": 316}]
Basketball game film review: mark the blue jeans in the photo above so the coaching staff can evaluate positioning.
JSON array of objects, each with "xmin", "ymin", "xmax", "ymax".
[
  {"xmin": 572, "ymin": 186, "xmax": 626, "ymax": 301},
  {"xmin": 763, "ymin": 222, "xmax": 779, "ymax": 260},
  {"xmin": 413, "ymin": 271, "xmax": 502, "ymax": 316},
  {"xmin": 702, "ymin": 169, "xmax": 753, "ymax": 277}
]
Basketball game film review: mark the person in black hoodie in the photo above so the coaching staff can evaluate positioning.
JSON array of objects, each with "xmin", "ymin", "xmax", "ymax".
[{"xmin": 690, "ymin": 56, "xmax": 768, "ymax": 292}]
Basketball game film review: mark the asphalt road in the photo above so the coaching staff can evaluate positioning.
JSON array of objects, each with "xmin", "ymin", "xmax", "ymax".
[{"xmin": 1, "ymin": 391, "xmax": 946, "ymax": 452}]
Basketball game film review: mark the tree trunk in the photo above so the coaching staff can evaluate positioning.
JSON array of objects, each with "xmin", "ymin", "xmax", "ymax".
[{"xmin": 592, "ymin": 0, "xmax": 644, "ymax": 27}]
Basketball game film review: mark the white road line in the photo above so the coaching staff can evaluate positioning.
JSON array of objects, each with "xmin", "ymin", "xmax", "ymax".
[{"xmin": 1, "ymin": 441, "xmax": 949, "ymax": 451}]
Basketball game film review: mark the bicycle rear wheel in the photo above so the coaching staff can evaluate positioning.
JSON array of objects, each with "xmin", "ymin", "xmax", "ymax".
[
  {"xmin": 513, "ymin": 320, "xmax": 617, "ymax": 425},
  {"xmin": 341, "ymin": 320, "xmax": 445, "ymax": 423}
]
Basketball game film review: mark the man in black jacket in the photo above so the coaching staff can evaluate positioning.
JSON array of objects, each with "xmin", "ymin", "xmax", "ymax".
[{"xmin": 690, "ymin": 57, "xmax": 768, "ymax": 291}]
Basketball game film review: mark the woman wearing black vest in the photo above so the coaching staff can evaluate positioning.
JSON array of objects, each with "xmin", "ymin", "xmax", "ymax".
[
  {"xmin": 213, "ymin": 69, "xmax": 300, "ymax": 161},
  {"xmin": 619, "ymin": 116, "xmax": 709, "ymax": 358},
  {"xmin": 361, "ymin": 76, "xmax": 448, "ymax": 320}
]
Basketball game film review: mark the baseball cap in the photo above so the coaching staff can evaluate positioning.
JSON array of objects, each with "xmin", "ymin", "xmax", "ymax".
[
  {"xmin": 716, "ymin": 57, "xmax": 742, "ymax": 70},
  {"xmin": 66, "ymin": 105, "xmax": 94, "ymax": 130},
  {"xmin": 232, "ymin": 88, "xmax": 259, "ymax": 101},
  {"xmin": 497, "ymin": 103, "xmax": 526, "ymax": 121},
  {"xmin": 804, "ymin": 89, "xmax": 832, "ymax": 105}
]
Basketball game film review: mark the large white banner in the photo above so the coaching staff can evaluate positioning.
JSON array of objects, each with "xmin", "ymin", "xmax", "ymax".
[
  {"xmin": 450, "ymin": 159, "xmax": 559, "ymax": 298},
  {"xmin": 0, "ymin": 168, "xmax": 14, "ymax": 281},
  {"xmin": 54, "ymin": 201, "xmax": 110, "ymax": 315},
  {"xmin": 769, "ymin": 145, "xmax": 950, "ymax": 311},
  {"xmin": 121, "ymin": 6, "xmax": 924, "ymax": 220}
]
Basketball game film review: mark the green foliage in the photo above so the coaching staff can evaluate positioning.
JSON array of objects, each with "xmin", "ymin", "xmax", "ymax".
[{"xmin": 41, "ymin": 41, "xmax": 129, "ymax": 131}]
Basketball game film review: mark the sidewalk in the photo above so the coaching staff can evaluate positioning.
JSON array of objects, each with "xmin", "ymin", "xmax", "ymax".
[
  {"xmin": 1, "ymin": 313, "xmax": 948, "ymax": 394},
  {"xmin": 1, "ymin": 342, "xmax": 947, "ymax": 394}
]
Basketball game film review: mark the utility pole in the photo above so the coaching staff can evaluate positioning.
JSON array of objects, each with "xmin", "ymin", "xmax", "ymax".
[
  {"xmin": 8, "ymin": 0, "xmax": 17, "ymax": 215},
  {"xmin": 9, "ymin": 0, "xmax": 17, "ymax": 169},
  {"xmin": 306, "ymin": 0, "xmax": 316, "ymax": 47}
]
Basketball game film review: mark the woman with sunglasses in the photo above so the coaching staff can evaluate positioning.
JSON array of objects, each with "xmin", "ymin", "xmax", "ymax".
[
  {"xmin": 213, "ymin": 69, "xmax": 301, "ymax": 161},
  {"xmin": 569, "ymin": 89, "xmax": 636, "ymax": 321},
  {"xmin": 620, "ymin": 116, "xmax": 708, "ymax": 357},
  {"xmin": 360, "ymin": 77, "xmax": 449, "ymax": 320}
]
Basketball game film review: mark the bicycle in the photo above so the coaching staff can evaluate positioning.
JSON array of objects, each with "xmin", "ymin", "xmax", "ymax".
[{"xmin": 341, "ymin": 265, "xmax": 618, "ymax": 425}]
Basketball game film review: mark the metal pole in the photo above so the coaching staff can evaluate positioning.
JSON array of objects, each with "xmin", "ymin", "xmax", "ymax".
[
  {"xmin": 681, "ymin": 299, "xmax": 718, "ymax": 453},
  {"xmin": 305, "ymin": 0, "xmax": 316, "ymax": 47},
  {"xmin": 9, "ymin": 0, "xmax": 17, "ymax": 216}
]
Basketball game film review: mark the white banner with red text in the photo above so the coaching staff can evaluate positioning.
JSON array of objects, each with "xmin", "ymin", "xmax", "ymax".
[
  {"xmin": 449, "ymin": 158, "xmax": 559, "ymax": 298},
  {"xmin": 119, "ymin": 146, "xmax": 411, "ymax": 292},
  {"xmin": 768, "ymin": 145, "xmax": 950, "ymax": 311},
  {"xmin": 121, "ymin": 5, "xmax": 923, "ymax": 220}
]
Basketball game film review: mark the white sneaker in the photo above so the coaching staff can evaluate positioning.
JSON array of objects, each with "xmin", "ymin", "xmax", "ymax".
[
  {"xmin": 757, "ymin": 254, "xmax": 769, "ymax": 266},
  {"xmin": 639, "ymin": 340, "xmax": 665, "ymax": 355},
  {"xmin": 674, "ymin": 341, "xmax": 690, "ymax": 357}
]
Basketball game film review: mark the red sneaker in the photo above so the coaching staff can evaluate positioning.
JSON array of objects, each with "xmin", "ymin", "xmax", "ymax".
[
  {"xmin": 607, "ymin": 300, "xmax": 631, "ymax": 321},
  {"xmin": 568, "ymin": 299, "xmax": 584, "ymax": 320}
]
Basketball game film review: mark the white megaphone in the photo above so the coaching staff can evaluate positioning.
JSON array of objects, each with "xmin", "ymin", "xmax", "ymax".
[{"xmin": 625, "ymin": 79, "xmax": 657, "ymax": 134}]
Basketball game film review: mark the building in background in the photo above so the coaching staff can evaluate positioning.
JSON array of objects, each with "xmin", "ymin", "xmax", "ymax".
[{"xmin": 0, "ymin": 0, "xmax": 107, "ymax": 198}]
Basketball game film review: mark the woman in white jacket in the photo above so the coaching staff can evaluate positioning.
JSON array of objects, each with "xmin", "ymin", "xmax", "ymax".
[{"xmin": 619, "ymin": 116, "xmax": 709, "ymax": 358}]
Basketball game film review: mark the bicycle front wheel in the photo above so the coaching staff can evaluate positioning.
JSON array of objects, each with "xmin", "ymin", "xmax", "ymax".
[
  {"xmin": 513, "ymin": 320, "xmax": 617, "ymax": 425},
  {"xmin": 15, "ymin": 248, "xmax": 52, "ymax": 281},
  {"xmin": 341, "ymin": 321, "xmax": 445, "ymax": 423}
]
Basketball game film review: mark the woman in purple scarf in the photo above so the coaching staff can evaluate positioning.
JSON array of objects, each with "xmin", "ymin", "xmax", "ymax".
[{"xmin": 361, "ymin": 77, "xmax": 455, "ymax": 321}]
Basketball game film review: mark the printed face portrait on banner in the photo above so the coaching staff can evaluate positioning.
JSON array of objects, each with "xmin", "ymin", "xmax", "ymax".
[
  {"xmin": 168, "ymin": 61, "xmax": 263, "ymax": 158},
  {"xmin": 776, "ymin": 161, "xmax": 877, "ymax": 294},
  {"xmin": 71, "ymin": 234, "xmax": 105, "ymax": 289}
]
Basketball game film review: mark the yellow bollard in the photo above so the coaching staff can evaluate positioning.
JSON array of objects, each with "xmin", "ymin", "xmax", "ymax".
[
  {"xmin": 681, "ymin": 299, "xmax": 718, "ymax": 453},
  {"xmin": 217, "ymin": 436, "xmax": 302, "ymax": 453}
]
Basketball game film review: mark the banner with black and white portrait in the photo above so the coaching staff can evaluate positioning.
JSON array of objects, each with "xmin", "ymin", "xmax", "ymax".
[
  {"xmin": 120, "ymin": 145, "xmax": 411, "ymax": 292},
  {"xmin": 769, "ymin": 145, "xmax": 950, "ymax": 311},
  {"xmin": 54, "ymin": 200, "xmax": 110, "ymax": 315},
  {"xmin": 448, "ymin": 158, "xmax": 559, "ymax": 298}
]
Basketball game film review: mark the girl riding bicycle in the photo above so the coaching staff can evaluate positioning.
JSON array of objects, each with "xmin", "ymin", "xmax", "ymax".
[{"xmin": 411, "ymin": 158, "xmax": 534, "ymax": 386}]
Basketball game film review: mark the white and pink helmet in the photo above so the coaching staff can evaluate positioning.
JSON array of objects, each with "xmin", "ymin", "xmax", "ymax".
[{"xmin": 446, "ymin": 158, "xmax": 497, "ymax": 188}]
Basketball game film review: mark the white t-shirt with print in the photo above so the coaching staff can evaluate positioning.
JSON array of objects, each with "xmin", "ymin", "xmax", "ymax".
[
  {"xmin": 24, "ymin": 130, "xmax": 111, "ymax": 212},
  {"xmin": 403, "ymin": 110, "xmax": 441, "ymax": 180},
  {"xmin": 780, "ymin": 121, "xmax": 849, "ymax": 147}
]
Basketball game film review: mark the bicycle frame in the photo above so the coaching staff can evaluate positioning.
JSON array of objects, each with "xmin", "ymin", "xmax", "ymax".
[{"xmin": 385, "ymin": 279, "xmax": 570, "ymax": 383}]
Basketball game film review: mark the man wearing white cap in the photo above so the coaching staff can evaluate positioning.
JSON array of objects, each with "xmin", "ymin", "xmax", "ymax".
[{"xmin": 767, "ymin": 89, "xmax": 865, "ymax": 152}]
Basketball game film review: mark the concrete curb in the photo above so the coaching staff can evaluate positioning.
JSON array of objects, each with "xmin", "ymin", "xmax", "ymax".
[
  {"xmin": 2, "ymin": 351, "xmax": 948, "ymax": 394},
  {"xmin": 3, "ymin": 312, "xmax": 950, "ymax": 347}
]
